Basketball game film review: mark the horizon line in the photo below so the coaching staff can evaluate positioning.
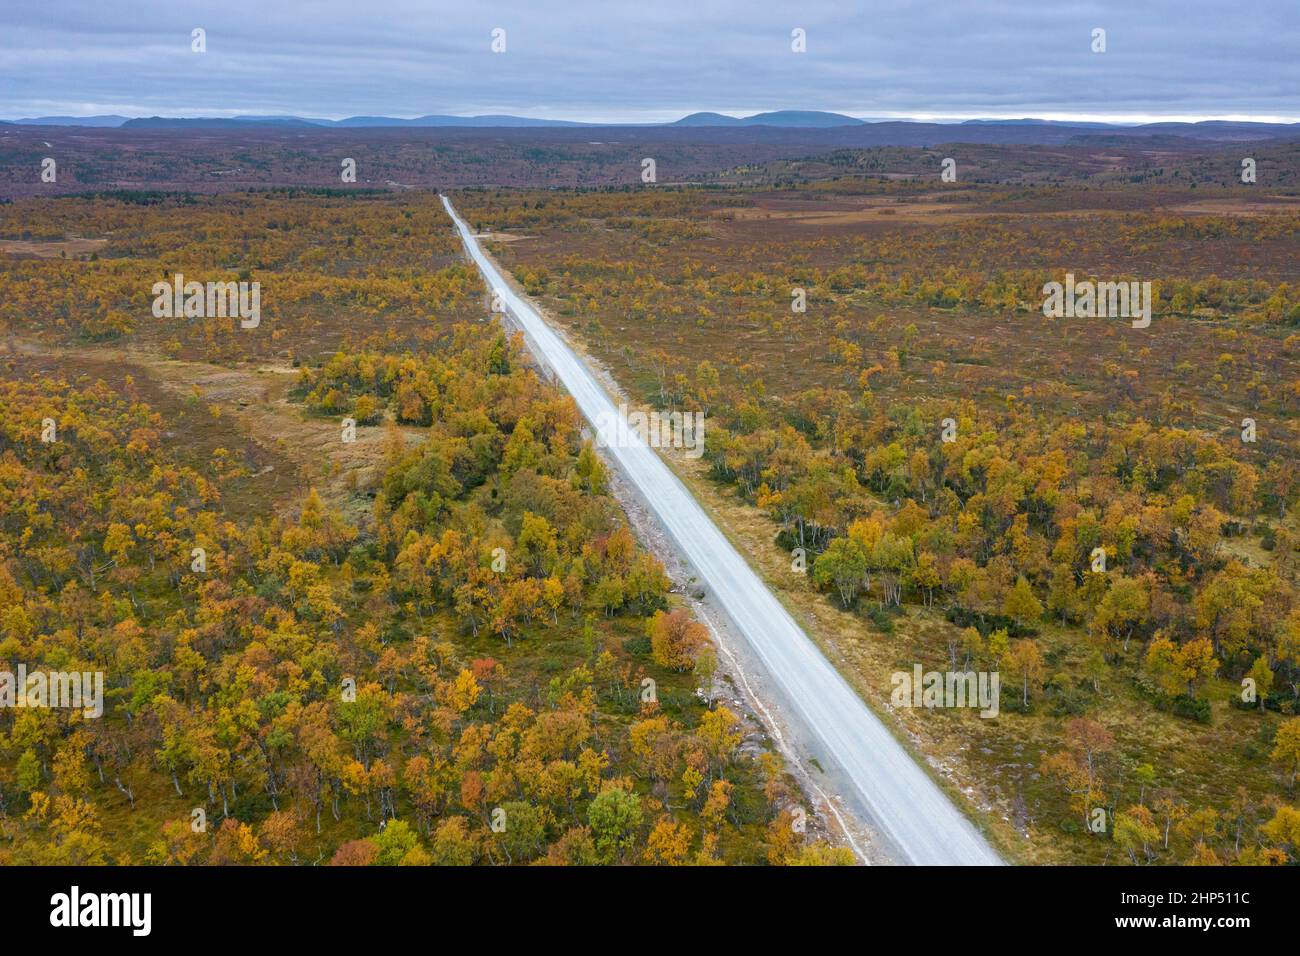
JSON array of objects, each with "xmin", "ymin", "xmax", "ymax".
[{"xmin": 5, "ymin": 109, "xmax": 1299, "ymax": 126}]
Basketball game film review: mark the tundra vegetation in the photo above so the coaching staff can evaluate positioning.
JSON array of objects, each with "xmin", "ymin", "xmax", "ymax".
[
  {"xmin": 454, "ymin": 140, "xmax": 1300, "ymax": 864},
  {"xmin": 0, "ymin": 192, "xmax": 846, "ymax": 865}
]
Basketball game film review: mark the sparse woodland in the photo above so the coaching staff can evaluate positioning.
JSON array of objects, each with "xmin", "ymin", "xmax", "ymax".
[
  {"xmin": 0, "ymin": 193, "xmax": 847, "ymax": 865},
  {"xmin": 456, "ymin": 150, "xmax": 1300, "ymax": 864},
  {"xmin": 5, "ymin": 137, "xmax": 1300, "ymax": 864}
]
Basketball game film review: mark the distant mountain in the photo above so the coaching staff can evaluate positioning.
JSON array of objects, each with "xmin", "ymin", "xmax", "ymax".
[
  {"xmin": 15, "ymin": 115, "xmax": 129, "ymax": 127},
  {"xmin": 234, "ymin": 114, "xmax": 335, "ymax": 125},
  {"xmin": 744, "ymin": 110, "xmax": 864, "ymax": 127},
  {"xmin": 332, "ymin": 114, "xmax": 594, "ymax": 127},
  {"xmin": 8, "ymin": 112, "xmax": 1298, "ymax": 143},
  {"xmin": 673, "ymin": 110, "xmax": 863, "ymax": 127},
  {"xmin": 961, "ymin": 117, "xmax": 1123, "ymax": 129},
  {"xmin": 674, "ymin": 112, "xmax": 748, "ymax": 126},
  {"xmin": 115, "ymin": 114, "xmax": 594, "ymax": 129},
  {"xmin": 1127, "ymin": 120, "xmax": 1300, "ymax": 140},
  {"xmin": 332, "ymin": 115, "xmax": 432, "ymax": 127},
  {"xmin": 123, "ymin": 116, "xmax": 322, "ymax": 129},
  {"xmin": 958, "ymin": 117, "xmax": 1300, "ymax": 139}
]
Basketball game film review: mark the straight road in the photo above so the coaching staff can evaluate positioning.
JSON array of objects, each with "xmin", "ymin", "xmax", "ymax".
[{"xmin": 442, "ymin": 195, "xmax": 1002, "ymax": 866}]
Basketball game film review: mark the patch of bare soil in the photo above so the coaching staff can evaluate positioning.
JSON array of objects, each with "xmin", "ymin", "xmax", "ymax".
[
  {"xmin": 717, "ymin": 200, "xmax": 968, "ymax": 225},
  {"xmin": 3, "ymin": 339, "xmax": 425, "ymax": 525},
  {"xmin": 478, "ymin": 231, "xmax": 533, "ymax": 242},
  {"xmin": 1166, "ymin": 197, "xmax": 1300, "ymax": 216},
  {"xmin": 0, "ymin": 237, "xmax": 108, "ymax": 258}
]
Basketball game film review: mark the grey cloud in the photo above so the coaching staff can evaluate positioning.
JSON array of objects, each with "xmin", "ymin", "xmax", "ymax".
[{"xmin": 1, "ymin": 0, "xmax": 1295, "ymax": 121}]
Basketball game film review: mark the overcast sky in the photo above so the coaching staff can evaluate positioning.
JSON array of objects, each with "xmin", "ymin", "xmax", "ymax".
[{"xmin": 2, "ymin": 1, "xmax": 1296, "ymax": 122}]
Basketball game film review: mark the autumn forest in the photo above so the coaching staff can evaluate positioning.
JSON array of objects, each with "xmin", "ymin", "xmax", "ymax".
[{"xmin": 2, "ymin": 131, "xmax": 1300, "ymax": 868}]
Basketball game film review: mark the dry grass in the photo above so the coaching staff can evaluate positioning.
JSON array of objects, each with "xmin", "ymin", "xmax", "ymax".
[
  {"xmin": 0, "ymin": 236, "xmax": 108, "ymax": 258},
  {"xmin": 5, "ymin": 339, "xmax": 424, "ymax": 524}
]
